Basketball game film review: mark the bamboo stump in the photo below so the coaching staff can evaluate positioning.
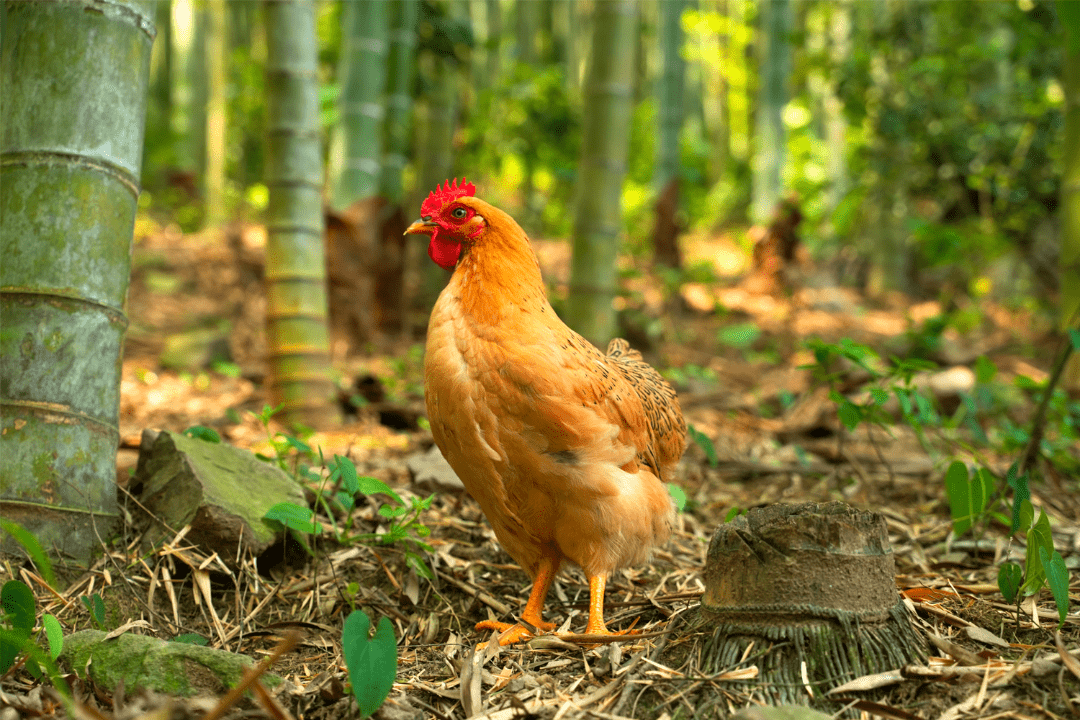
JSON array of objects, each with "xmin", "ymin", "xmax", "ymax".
[{"xmin": 700, "ymin": 502, "xmax": 925, "ymax": 704}]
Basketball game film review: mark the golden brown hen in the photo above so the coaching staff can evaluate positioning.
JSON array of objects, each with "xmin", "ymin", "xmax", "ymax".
[{"xmin": 407, "ymin": 179, "xmax": 686, "ymax": 645}]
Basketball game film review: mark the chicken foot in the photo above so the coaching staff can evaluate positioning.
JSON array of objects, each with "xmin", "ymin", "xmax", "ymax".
[
  {"xmin": 476, "ymin": 553, "xmax": 560, "ymax": 645},
  {"xmin": 477, "ymin": 555, "xmax": 638, "ymax": 646}
]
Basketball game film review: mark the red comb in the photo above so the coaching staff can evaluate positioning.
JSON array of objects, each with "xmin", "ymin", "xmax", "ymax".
[{"xmin": 421, "ymin": 178, "xmax": 476, "ymax": 218}]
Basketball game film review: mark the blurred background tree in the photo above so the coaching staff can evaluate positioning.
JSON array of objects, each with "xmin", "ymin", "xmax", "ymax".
[{"xmin": 132, "ymin": 0, "xmax": 1069, "ymax": 344}]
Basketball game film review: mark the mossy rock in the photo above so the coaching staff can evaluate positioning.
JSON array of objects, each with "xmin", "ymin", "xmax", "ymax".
[{"xmin": 60, "ymin": 630, "xmax": 280, "ymax": 697}]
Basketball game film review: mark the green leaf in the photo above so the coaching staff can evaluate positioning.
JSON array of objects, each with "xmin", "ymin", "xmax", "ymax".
[
  {"xmin": 724, "ymin": 507, "xmax": 744, "ymax": 523},
  {"xmin": 342, "ymin": 611, "xmax": 397, "ymax": 719},
  {"xmin": 255, "ymin": 403, "xmax": 284, "ymax": 426},
  {"xmin": 356, "ymin": 475, "xmax": 404, "ymax": 506},
  {"xmin": 1039, "ymin": 547, "xmax": 1070, "ymax": 626},
  {"xmin": 406, "ymin": 552, "xmax": 435, "ymax": 580},
  {"xmin": 1007, "ymin": 464, "xmax": 1031, "ymax": 533},
  {"xmin": 280, "ymin": 434, "xmax": 313, "ymax": 456},
  {"xmin": 264, "ymin": 502, "xmax": 322, "ymax": 535},
  {"xmin": 914, "ymin": 393, "xmax": 938, "ymax": 425},
  {"xmin": 869, "ymin": 387, "xmax": 889, "ymax": 406},
  {"xmin": 973, "ymin": 467, "xmax": 994, "ymax": 517},
  {"xmin": 1018, "ymin": 499, "xmax": 1034, "ymax": 534},
  {"xmin": 667, "ymin": 483, "xmax": 687, "ymax": 513},
  {"xmin": 0, "ymin": 628, "xmax": 27, "ymax": 675},
  {"xmin": 183, "ymin": 425, "xmax": 221, "ymax": 443},
  {"xmin": 378, "ymin": 505, "xmax": 409, "ymax": 519},
  {"xmin": 837, "ymin": 400, "xmax": 861, "ymax": 432},
  {"xmin": 943, "ymin": 461, "xmax": 973, "ymax": 536},
  {"xmin": 1021, "ymin": 510, "xmax": 1053, "ymax": 595},
  {"xmin": 997, "ymin": 562, "xmax": 1023, "ymax": 603},
  {"xmin": 81, "ymin": 594, "xmax": 106, "ymax": 629},
  {"xmin": 336, "ymin": 491, "xmax": 356, "ymax": 512},
  {"xmin": 688, "ymin": 424, "xmax": 718, "ymax": 467},
  {"xmin": 895, "ymin": 389, "xmax": 913, "ymax": 417},
  {"xmin": 41, "ymin": 614, "xmax": 63, "ymax": 660},
  {"xmin": 1, "ymin": 580, "xmax": 36, "ymax": 673},
  {"xmin": 172, "ymin": 633, "xmax": 210, "ymax": 646},
  {"xmin": 0, "ymin": 520, "xmax": 57, "ymax": 589},
  {"xmin": 1069, "ymin": 328, "xmax": 1080, "ymax": 351},
  {"xmin": 334, "ymin": 455, "xmax": 361, "ymax": 495}
]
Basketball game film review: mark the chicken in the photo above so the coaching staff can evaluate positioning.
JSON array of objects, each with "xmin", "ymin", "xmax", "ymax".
[{"xmin": 406, "ymin": 179, "xmax": 686, "ymax": 645}]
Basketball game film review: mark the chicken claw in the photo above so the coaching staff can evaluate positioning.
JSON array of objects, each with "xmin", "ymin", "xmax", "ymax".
[{"xmin": 475, "ymin": 619, "xmax": 556, "ymax": 646}]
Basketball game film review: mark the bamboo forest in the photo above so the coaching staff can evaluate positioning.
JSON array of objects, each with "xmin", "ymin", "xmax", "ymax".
[{"xmin": 1, "ymin": 1, "xmax": 1078, "ymax": 719}]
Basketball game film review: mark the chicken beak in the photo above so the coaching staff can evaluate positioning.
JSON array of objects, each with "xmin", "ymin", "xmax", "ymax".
[{"xmin": 404, "ymin": 219, "xmax": 438, "ymax": 236}]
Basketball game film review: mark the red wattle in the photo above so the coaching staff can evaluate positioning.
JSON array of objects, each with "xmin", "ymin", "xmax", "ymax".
[{"xmin": 428, "ymin": 235, "xmax": 462, "ymax": 270}]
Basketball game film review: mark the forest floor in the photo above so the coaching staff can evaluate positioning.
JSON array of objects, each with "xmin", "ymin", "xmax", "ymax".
[{"xmin": 3, "ymin": 220, "xmax": 1079, "ymax": 720}]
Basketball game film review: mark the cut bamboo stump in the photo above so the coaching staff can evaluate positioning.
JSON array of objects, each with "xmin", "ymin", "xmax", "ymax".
[{"xmin": 700, "ymin": 502, "xmax": 925, "ymax": 704}]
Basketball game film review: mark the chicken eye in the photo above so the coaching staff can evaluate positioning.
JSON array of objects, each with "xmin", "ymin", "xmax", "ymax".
[{"xmin": 451, "ymin": 207, "xmax": 468, "ymax": 220}]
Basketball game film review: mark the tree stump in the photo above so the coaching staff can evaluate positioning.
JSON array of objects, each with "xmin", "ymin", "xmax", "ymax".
[{"xmin": 699, "ymin": 502, "xmax": 925, "ymax": 705}]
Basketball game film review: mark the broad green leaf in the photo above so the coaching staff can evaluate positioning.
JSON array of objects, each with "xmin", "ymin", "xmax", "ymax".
[
  {"xmin": 342, "ymin": 611, "xmax": 397, "ymax": 719},
  {"xmin": 356, "ymin": 475, "xmax": 404, "ymax": 506},
  {"xmin": 1021, "ymin": 511, "xmax": 1053, "ymax": 595},
  {"xmin": 869, "ymin": 387, "xmax": 889, "ymax": 406},
  {"xmin": 944, "ymin": 461, "xmax": 973, "ymax": 536},
  {"xmin": 1069, "ymin": 328, "xmax": 1080, "ymax": 351},
  {"xmin": 997, "ymin": 562, "xmax": 1023, "ymax": 603},
  {"xmin": 0, "ymin": 520, "xmax": 57, "ymax": 589},
  {"xmin": 183, "ymin": 425, "xmax": 221, "ymax": 443},
  {"xmin": 1, "ymin": 580, "xmax": 36, "ymax": 673},
  {"xmin": 973, "ymin": 467, "xmax": 994, "ymax": 518},
  {"xmin": 0, "ymin": 628, "xmax": 28, "ymax": 675},
  {"xmin": 1039, "ymin": 547, "xmax": 1070, "ymax": 626},
  {"xmin": 2, "ymin": 581, "xmax": 36, "ymax": 637},
  {"xmin": 172, "ymin": 633, "xmax": 209, "ymax": 645},
  {"xmin": 724, "ymin": 507, "xmax": 744, "ymax": 523},
  {"xmin": 41, "ymin": 614, "xmax": 63, "ymax": 660},
  {"xmin": 264, "ymin": 502, "xmax": 322, "ymax": 535},
  {"xmin": 334, "ymin": 455, "xmax": 361, "ymax": 495},
  {"xmin": 837, "ymin": 400, "xmax": 861, "ymax": 432}
]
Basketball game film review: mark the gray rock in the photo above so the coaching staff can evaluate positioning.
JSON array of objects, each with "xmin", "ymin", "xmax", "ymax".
[{"xmin": 132, "ymin": 429, "xmax": 306, "ymax": 556}]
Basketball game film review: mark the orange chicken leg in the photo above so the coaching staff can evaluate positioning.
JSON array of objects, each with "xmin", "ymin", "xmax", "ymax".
[
  {"xmin": 477, "ymin": 559, "xmax": 638, "ymax": 645},
  {"xmin": 585, "ymin": 574, "xmax": 611, "ymax": 635},
  {"xmin": 476, "ymin": 553, "xmax": 560, "ymax": 645}
]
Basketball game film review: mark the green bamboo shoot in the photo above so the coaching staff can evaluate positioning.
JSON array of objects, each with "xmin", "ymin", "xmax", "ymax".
[
  {"xmin": 566, "ymin": 0, "xmax": 638, "ymax": 345},
  {"xmin": 0, "ymin": 0, "xmax": 155, "ymax": 560},
  {"xmin": 263, "ymin": 0, "xmax": 338, "ymax": 427}
]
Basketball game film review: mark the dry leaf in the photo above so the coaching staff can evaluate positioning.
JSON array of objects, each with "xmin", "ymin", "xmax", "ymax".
[
  {"xmin": 1056, "ymin": 630, "xmax": 1080, "ymax": 681},
  {"xmin": 962, "ymin": 626, "xmax": 1009, "ymax": 648},
  {"xmin": 827, "ymin": 669, "xmax": 905, "ymax": 694}
]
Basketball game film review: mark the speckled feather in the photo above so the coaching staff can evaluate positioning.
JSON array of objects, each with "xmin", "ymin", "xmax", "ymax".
[{"xmin": 422, "ymin": 193, "xmax": 686, "ymax": 581}]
